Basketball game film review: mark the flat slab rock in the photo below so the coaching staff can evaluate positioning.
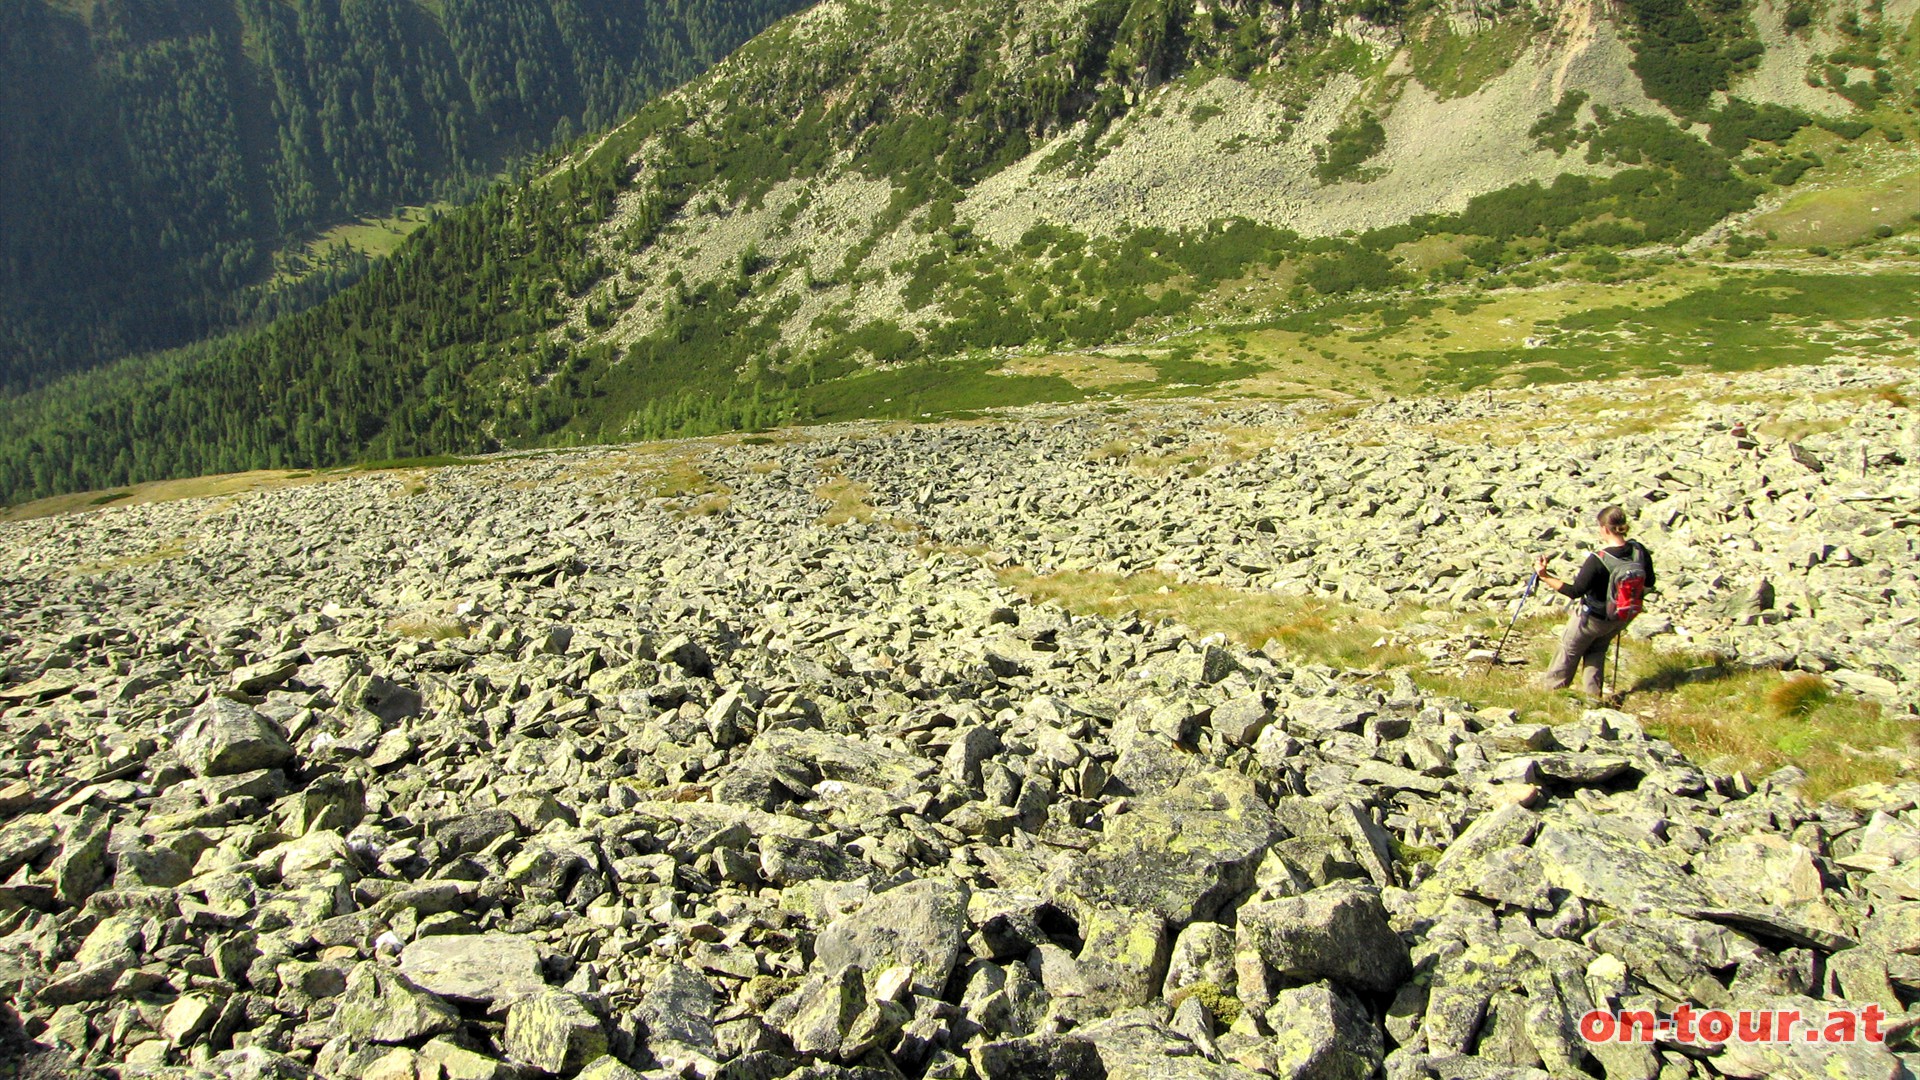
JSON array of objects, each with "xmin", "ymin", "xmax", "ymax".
[{"xmin": 399, "ymin": 932, "xmax": 548, "ymax": 1002}]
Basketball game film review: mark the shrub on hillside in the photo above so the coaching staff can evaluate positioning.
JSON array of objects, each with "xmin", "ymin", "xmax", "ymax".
[
  {"xmin": 1300, "ymin": 246, "xmax": 1401, "ymax": 294},
  {"xmin": 1314, "ymin": 112, "xmax": 1387, "ymax": 183}
]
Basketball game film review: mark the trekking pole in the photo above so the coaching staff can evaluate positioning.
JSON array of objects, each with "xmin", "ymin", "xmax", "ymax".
[{"xmin": 1487, "ymin": 572, "xmax": 1539, "ymax": 672}]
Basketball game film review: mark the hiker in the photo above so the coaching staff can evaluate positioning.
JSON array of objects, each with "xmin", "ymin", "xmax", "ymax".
[{"xmin": 1533, "ymin": 505, "xmax": 1655, "ymax": 697}]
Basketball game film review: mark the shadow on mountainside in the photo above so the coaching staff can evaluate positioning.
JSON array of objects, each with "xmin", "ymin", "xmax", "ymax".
[
  {"xmin": 1626, "ymin": 655, "xmax": 1743, "ymax": 696},
  {"xmin": 0, "ymin": 1005, "xmax": 78, "ymax": 1080}
]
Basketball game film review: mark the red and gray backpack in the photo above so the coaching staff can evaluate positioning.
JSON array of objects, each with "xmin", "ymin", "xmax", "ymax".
[{"xmin": 1594, "ymin": 543, "xmax": 1648, "ymax": 621}]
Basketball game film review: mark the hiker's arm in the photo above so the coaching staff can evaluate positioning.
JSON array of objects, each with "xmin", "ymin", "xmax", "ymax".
[{"xmin": 1539, "ymin": 554, "xmax": 1601, "ymax": 598}]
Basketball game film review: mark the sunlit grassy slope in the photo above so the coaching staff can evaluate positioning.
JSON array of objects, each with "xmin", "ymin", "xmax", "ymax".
[
  {"xmin": 1000, "ymin": 567, "xmax": 1910, "ymax": 801},
  {"xmin": 779, "ymin": 254, "xmax": 1920, "ymax": 425}
]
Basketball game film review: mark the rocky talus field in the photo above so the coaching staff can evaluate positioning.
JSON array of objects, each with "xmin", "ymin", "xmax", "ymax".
[{"xmin": 4, "ymin": 363, "xmax": 1920, "ymax": 1080}]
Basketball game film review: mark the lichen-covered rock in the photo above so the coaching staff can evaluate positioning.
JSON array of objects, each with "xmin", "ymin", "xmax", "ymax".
[
  {"xmin": 1237, "ymin": 884, "xmax": 1410, "ymax": 993},
  {"xmin": 814, "ymin": 879, "xmax": 969, "ymax": 996},
  {"xmin": 504, "ymin": 989, "xmax": 608, "ymax": 1075},
  {"xmin": 174, "ymin": 697, "xmax": 295, "ymax": 777},
  {"xmin": 1072, "ymin": 906, "xmax": 1170, "ymax": 1013},
  {"xmin": 1531, "ymin": 820, "xmax": 1713, "ymax": 913},
  {"xmin": 773, "ymin": 963, "xmax": 906, "ymax": 1063},
  {"xmin": 759, "ymin": 833, "xmax": 864, "ymax": 885},
  {"xmin": 1264, "ymin": 983, "xmax": 1383, "ymax": 1080},
  {"xmin": 419, "ymin": 1037, "xmax": 516, "ymax": 1080},
  {"xmin": 635, "ymin": 961, "xmax": 720, "ymax": 1072},
  {"xmin": 970, "ymin": 1033, "xmax": 1105, "ymax": 1080},
  {"xmin": 1058, "ymin": 770, "xmax": 1278, "ymax": 926},
  {"xmin": 1074, "ymin": 1009, "xmax": 1260, "ymax": 1079},
  {"xmin": 331, "ymin": 965, "xmax": 461, "ymax": 1045},
  {"xmin": 51, "ymin": 805, "xmax": 110, "ymax": 905}
]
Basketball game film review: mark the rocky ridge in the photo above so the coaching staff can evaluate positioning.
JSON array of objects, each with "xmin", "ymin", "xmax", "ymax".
[{"xmin": 2, "ymin": 362, "xmax": 1919, "ymax": 1080}]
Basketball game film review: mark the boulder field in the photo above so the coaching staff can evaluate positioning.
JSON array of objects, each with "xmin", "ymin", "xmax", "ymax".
[{"xmin": 1, "ymin": 362, "xmax": 1917, "ymax": 1079}]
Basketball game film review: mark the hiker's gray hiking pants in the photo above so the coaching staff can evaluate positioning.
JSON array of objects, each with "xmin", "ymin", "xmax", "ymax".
[{"xmin": 1542, "ymin": 609, "xmax": 1627, "ymax": 697}]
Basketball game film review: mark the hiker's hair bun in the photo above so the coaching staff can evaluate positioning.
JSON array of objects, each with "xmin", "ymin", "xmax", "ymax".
[{"xmin": 1597, "ymin": 505, "xmax": 1629, "ymax": 536}]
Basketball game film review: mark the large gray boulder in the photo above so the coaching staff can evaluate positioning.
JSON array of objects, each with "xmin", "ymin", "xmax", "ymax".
[
  {"xmin": 971, "ymin": 1034, "xmax": 1106, "ymax": 1080},
  {"xmin": 753, "ymin": 729, "xmax": 934, "ymax": 792},
  {"xmin": 636, "ymin": 962, "xmax": 720, "ymax": 1073},
  {"xmin": 331, "ymin": 965, "xmax": 461, "ymax": 1045},
  {"xmin": 1237, "ymin": 884, "xmax": 1410, "ymax": 994},
  {"xmin": 504, "ymin": 989, "xmax": 609, "ymax": 1075},
  {"xmin": 174, "ymin": 697, "xmax": 294, "ymax": 777},
  {"xmin": 772, "ymin": 963, "xmax": 907, "ymax": 1063},
  {"xmin": 1264, "ymin": 983, "xmax": 1383, "ymax": 1080},
  {"xmin": 1532, "ymin": 820, "xmax": 1711, "ymax": 912},
  {"xmin": 1074, "ymin": 1010, "xmax": 1260, "ymax": 1079},
  {"xmin": 1057, "ymin": 770, "xmax": 1279, "ymax": 926},
  {"xmin": 1074, "ymin": 906, "xmax": 1171, "ymax": 1012},
  {"xmin": 814, "ymin": 879, "xmax": 970, "ymax": 996}
]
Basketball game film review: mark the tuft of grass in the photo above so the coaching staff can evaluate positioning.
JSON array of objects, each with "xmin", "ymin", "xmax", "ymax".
[
  {"xmin": 1754, "ymin": 416, "xmax": 1848, "ymax": 441},
  {"xmin": 642, "ymin": 459, "xmax": 727, "ymax": 501},
  {"xmin": 1641, "ymin": 668, "xmax": 1907, "ymax": 800},
  {"xmin": 1431, "ymin": 639, "xmax": 1908, "ymax": 798},
  {"xmin": 1767, "ymin": 673, "xmax": 1833, "ymax": 718},
  {"xmin": 638, "ymin": 459, "xmax": 735, "ymax": 518},
  {"xmin": 74, "ymin": 538, "xmax": 191, "ymax": 574},
  {"xmin": 1134, "ymin": 449, "xmax": 1217, "ymax": 477},
  {"xmin": 1391, "ymin": 836, "xmax": 1443, "ymax": 867},
  {"xmin": 1086, "ymin": 439, "xmax": 1136, "ymax": 462}
]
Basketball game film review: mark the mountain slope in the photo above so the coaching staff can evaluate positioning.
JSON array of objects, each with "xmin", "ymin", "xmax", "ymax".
[
  {"xmin": 0, "ymin": 0, "xmax": 810, "ymax": 391},
  {"xmin": 2, "ymin": 0, "xmax": 1918, "ymax": 505}
]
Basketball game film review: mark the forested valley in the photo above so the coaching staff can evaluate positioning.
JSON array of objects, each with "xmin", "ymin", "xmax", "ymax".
[{"xmin": 0, "ymin": 0, "xmax": 809, "ymax": 391}]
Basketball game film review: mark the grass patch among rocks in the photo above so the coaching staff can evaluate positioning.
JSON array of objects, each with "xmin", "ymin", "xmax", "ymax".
[
  {"xmin": 1637, "ymin": 665, "xmax": 1912, "ymax": 801},
  {"xmin": 384, "ymin": 610, "xmax": 472, "ymax": 641},
  {"xmin": 71, "ymin": 537, "xmax": 193, "ymax": 575},
  {"xmin": 815, "ymin": 475, "xmax": 883, "ymax": 527},
  {"xmin": 998, "ymin": 568, "xmax": 1421, "ymax": 670},
  {"xmin": 1001, "ymin": 568, "xmax": 1914, "ymax": 798}
]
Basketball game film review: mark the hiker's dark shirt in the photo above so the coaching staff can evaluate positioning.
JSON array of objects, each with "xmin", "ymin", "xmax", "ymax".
[{"xmin": 1554, "ymin": 541, "xmax": 1655, "ymax": 618}]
